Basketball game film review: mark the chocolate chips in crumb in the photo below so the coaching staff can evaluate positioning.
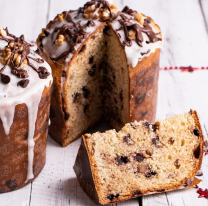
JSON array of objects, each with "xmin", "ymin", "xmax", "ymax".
[
  {"xmin": 135, "ymin": 153, "xmax": 145, "ymax": 162},
  {"xmin": 88, "ymin": 64, "xmax": 96, "ymax": 76},
  {"xmin": 174, "ymin": 159, "xmax": 180, "ymax": 169},
  {"xmin": 152, "ymin": 136, "xmax": 163, "ymax": 148},
  {"xmin": 117, "ymin": 155, "xmax": 129, "ymax": 165},
  {"xmin": 82, "ymin": 87, "xmax": 90, "ymax": 98},
  {"xmin": 89, "ymin": 56, "xmax": 94, "ymax": 64},
  {"xmin": 193, "ymin": 144, "xmax": 201, "ymax": 159},
  {"xmin": 107, "ymin": 194, "xmax": 119, "ymax": 201},
  {"xmin": 193, "ymin": 128, "xmax": 200, "ymax": 137}
]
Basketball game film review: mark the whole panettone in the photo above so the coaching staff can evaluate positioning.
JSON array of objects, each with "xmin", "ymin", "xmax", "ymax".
[
  {"xmin": 0, "ymin": 28, "xmax": 52, "ymax": 193},
  {"xmin": 37, "ymin": 0, "xmax": 162, "ymax": 146}
]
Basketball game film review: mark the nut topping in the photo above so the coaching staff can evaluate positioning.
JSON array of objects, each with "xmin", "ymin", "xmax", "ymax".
[
  {"xmin": 0, "ymin": 28, "xmax": 7, "ymax": 37},
  {"xmin": 135, "ymin": 12, "xmax": 144, "ymax": 25},
  {"xmin": 55, "ymin": 34, "xmax": 65, "ymax": 46},
  {"xmin": 58, "ymin": 13, "xmax": 64, "ymax": 22}
]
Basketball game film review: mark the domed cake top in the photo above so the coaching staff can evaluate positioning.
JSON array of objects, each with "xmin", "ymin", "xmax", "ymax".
[
  {"xmin": 0, "ymin": 28, "xmax": 52, "ymax": 98},
  {"xmin": 38, "ymin": 0, "xmax": 162, "ymax": 67}
]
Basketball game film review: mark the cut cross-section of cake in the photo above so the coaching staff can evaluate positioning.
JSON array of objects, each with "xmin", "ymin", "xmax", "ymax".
[
  {"xmin": 74, "ymin": 110, "xmax": 204, "ymax": 204},
  {"xmin": 37, "ymin": 0, "xmax": 162, "ymax": 146}
]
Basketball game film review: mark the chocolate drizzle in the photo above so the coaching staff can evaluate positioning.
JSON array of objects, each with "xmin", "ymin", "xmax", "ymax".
[
  {"xmin": 122, "ymin": 6, "xmax": 137, "ymax": 16},
  {"xmin": 39, "ymin": 1, "xmax": 161, "ymax": 62},
  {"xmin": 0, "ymin": 28, "xmax": 50, "ymax": 85},
  {"xmin": 117, "ymin": 14, "xmax": 160, "ymax": 47}
]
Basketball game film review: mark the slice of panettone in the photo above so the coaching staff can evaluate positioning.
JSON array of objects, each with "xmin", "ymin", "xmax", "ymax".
[{"xmin": 74, "ymin": 110, "xmax": 203, "ymax": 204}]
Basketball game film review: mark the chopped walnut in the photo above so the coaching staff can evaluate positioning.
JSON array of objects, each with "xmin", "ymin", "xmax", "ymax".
[
  {"xmin": 0, "ymin": 47, "xmax": 11, "ymax": 65},
  {"xmin": 55, "ymin": 34, "xmax": 65, "ymax": 46},
  {"xmin": 9, "ymin": 42, "xmax": 14, "ymax": 48},
  {"xmin": 20, "ymin": 58, "xmax": 27, "ymax": 69},
  {"xmin": 14, "ymin": 54, "xmax": 21, "ymax": 66},
  {"xmin": 58, "ymin": 14, "xmax": 64, "ymax": 22},
  {"xmin": 129, "ymin": 30, "xmax": 136, "ymax": 40},
  {"xmin": 102, "ymin": 9, "xmax": 110, "ymax": 19},
  {"xmin": 135, "ymin": 12, "xmax": 144, "ymax": 25},
  {"xmin": 0, "ymin": 28, "xmax": 7, "ymax": 37}
]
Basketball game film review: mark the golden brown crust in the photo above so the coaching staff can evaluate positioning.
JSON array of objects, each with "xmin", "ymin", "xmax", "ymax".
[
  {"xmin": 0, "ymin": 84, "xmax": 51, "ymax": 193},
  {"xmin": 129, "ymin": 49, "xmax": 160, "ymax": 124},
  {"xmin": 189, "ymin": 109, "xmax": 204, "ymax": 176}
]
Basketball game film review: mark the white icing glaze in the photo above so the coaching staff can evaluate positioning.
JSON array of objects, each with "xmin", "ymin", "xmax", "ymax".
[
  {"xmin": 0, "ymin": 36, "xmax": 53, "ymax": 182},
  {"xmin": 42, "ymin": 10, "xmax": 102, "ymax": 62},
  {"xmin": 41, "ymin": 8, "xmax": 162, "ymax": 69},
  {"xmin": 111, "ymin": 13, "xmax": 162, "ymax": 67}
]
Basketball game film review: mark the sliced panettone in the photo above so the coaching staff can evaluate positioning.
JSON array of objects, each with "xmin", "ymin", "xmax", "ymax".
[{"xmin": 74, "ymin": 110, "xmax": 203, "ymax": 204}]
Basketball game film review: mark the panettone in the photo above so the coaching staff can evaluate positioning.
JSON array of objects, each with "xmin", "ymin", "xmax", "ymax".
[
  {"xmin": 0, "ymin": 28, "xmax": 52, "ymax": 193},
  {"xmin": 37, "ymin": 0, "xmax": 162, "ymax": 146}
]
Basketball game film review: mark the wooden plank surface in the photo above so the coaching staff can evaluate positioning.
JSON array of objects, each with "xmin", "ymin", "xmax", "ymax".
[{"xmin": 0, "ymin": 0, "xmax": 208, "ymax": 205}]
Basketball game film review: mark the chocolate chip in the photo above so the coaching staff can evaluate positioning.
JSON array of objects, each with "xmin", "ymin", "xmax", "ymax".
[
  {"xmin": 64, "ymin": 111, "xmax": 70, "ymax": 121},
  {"xmin": 152, "ymin": 122, "xmax": 159, "ymax": 131},
  {"xmin": 88, "ymin": 64, "xmax": 96, "ymax": 76},
  {"xmin": 174, "ymin": 159, "xmax": 180, "ymax": 169},
  {"xmin": 135, "ymin": 153, "xmax": 145, "ymax": 162},
  {"xmin": 5, "ymin": 179, "xmax": 17, "ymax": 191},
  {"xmin": 43, "ymin": 29, "xmax": 50, "ymax": 36},
  {"xmin": 129, "ymin": 123, "xmax": 136, "ymax": 129},
  {"xmin": 103, "ymin": 26, "xmax": 111, "ymax": 36},
  {"xmin": 50, "ymin": 107, "xmax": 55, "ymax": 118},
  {"xmin": 82, "ymin": 87, "xmax": 90, "ymax": 98},
  {"xmin": 193, "ymin": 129, "xmax": 200, "ymax": 137},
  {"xmin": 193, "ymin": 145, "xmax": 201, "ymax": 159},
  {"xmin": 133, "ymin": 190, "xmax": 142, "ymax": 197},
  {"xmin": 143, "ymin": 121, "xmax": 150, "ymax": 129},
  {"xmin": 62, "ymin": 70, "xmax": 66, "ymax": 77},
  {"xmin": 107, "ymin": 194, "xmax": 119, "ymax": 201},
  {"xmin": 168, "ymin": 138, "xmax": 175, "ymax": 145},
  {"xmin": 84, "ymin": 104, "xmax": 89, "ymax": 113},
  {"xmin": 117, "ymin": 155, "xmax": 129, "ymax": 165},
  {"xmin": 17, "ymin": 79, "xmax": 29, "ymax": 88},
  {"xmin": 72, "ymin": 93, "xmax": 79, "ymax": 103},
  {"xmin": 78, "ymin": 45, "xmax": 86, "ymax": 54},
  {"xmin": 145, "ymin": 170, "xmax": 157, "ymax": 178},
  {"xmin": 124, "ymin": 134, "xmax": 131, "ymax": 144},
  {"xmin": 152, "ymin": 136, "xmax": 163, "ymax": 148},
  {"xmin": 38, "ymin": 67, "xmax": 50, "ymax": 79},
  {"xmin": 1, "ymin": 74, "xmax": 10, "ymax": 84},
  {"xmin": 141, "ymin": 111, "xmax": 147, "ymax": 117},
  {"xmin": 91, "ymin": 35, "xmax": 96, "ymax": 39},
  {"xmin": 135, "ymin": 93, "xmax": 146, "ymax": 105},
  {"xmin": 89, "ymin": 56, "xmax": 94, "ymax": 64}
]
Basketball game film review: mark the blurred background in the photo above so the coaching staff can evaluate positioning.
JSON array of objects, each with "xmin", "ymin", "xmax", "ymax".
[{"xmin": 0, "ymin": 0, "xmax": 207, "ymax": 68}]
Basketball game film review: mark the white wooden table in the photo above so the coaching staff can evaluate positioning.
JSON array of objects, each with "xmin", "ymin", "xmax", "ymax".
[{"xmin": 0, "ymin": 0, "xmax": 208, "ymax": 205}]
